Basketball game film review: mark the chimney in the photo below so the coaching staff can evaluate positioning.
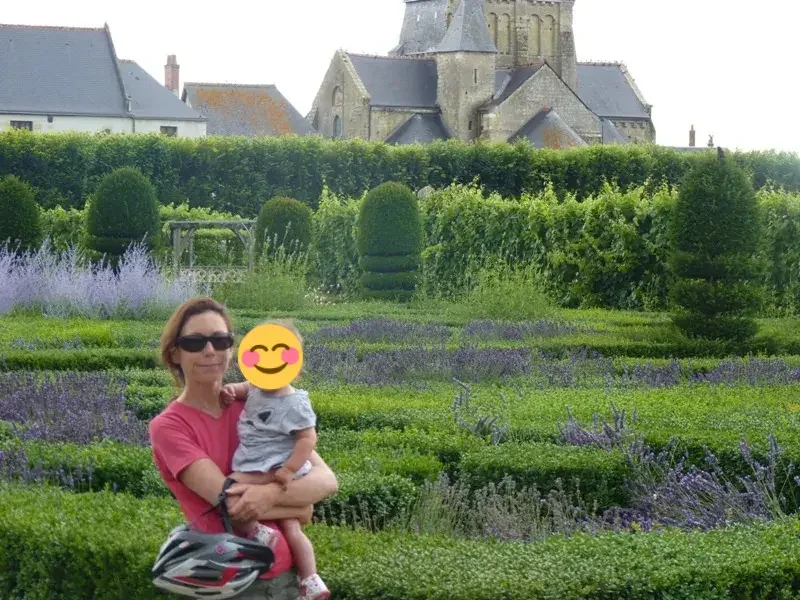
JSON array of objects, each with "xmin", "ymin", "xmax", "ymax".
[
  {"xmin": 165, "ymin": 55, "xmax": 180, "ymax": 96},
  {"xmin": 689, "ymin": 125, "xmax": 695, "ymax": 147}
]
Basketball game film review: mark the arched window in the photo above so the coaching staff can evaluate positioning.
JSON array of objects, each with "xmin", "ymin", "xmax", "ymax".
[
  {"xmin": 487, "ymin": 12, "xmax": 498, "ymax": 46},
  {"xmin": 332, "ymin": 86, "xmax": 343, "ymax": 107},
  {"xmin": 541, "ymin": 15, "xmax": 556, "ymax": 56},
  {"xmin": 498, "ymin": 13, "xmax": 512, "ymax": 54},
  {"xmin": 333, "ymin": 115, "xmax": 342, "ymax": 139},
  {"xmin": 529, "ymin": 15, "xmax": 541, "ymax": 57}
]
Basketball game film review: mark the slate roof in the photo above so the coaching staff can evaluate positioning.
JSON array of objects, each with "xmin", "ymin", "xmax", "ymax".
[
  {"xmin": 509, "ymin": 108, "xmax": 587, "ymax": 149},
  {"xmin": 391, "ymin": 0, "xmax": 449, "ymax": 56},
  {"xmin": 0, "ymin": 24, "xmax": 127, "ymax": 116},
  {"xmin": 0, "ymin": 23, "xmax": 204, "ymax": 122},
  {"xmin": 601, "ymin": 118, "xmax": 627, "ymax": 144},
  {"xmin": 491, "ymin": 62, "xmax": 545, "ymax": 106},
  {"xmin": 435, "ymin": 0, "xmax": 497, "ymax": 53},
  {"xmin": 119, "ymin": 60, "xmax": 204, "ymax": 121},
  {"xmin": 577, "ymin": 63, "xmax": 650, "ymax": 120},
  {"xmin": 385, "ymin": 112, "xmax": 450, "ymax": 144},
  {"xmin": 346, "ymin": 54, "xmax": 438, "ymax": 108},
  {"xmin": 182, "ymin": 83, "xmax": 314, "ymax": 136}
]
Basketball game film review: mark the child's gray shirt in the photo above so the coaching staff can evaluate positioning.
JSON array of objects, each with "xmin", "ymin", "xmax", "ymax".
[{"xmin": 231, "ymin": 386, "xmax": 317, "ymax": 473}]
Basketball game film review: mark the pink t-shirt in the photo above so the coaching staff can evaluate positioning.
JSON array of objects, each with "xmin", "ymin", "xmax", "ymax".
[{"xmin": 148, "ymin": 398, "xmax": 294, "ymax": 579}]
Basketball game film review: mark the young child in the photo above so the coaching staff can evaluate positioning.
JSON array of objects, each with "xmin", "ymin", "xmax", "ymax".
[{"xmin": 220, "ymin": 321, "xmax": 329, "ymax": 600}]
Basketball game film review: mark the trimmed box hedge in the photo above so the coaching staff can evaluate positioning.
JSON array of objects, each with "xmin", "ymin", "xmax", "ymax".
[
  {"xmin": 1, "ymin": 483, "xmax": 799, "ymax": 599},
  {"xmin": 0, "ymin": 434, "xmax": 632, "ymax": 514}
]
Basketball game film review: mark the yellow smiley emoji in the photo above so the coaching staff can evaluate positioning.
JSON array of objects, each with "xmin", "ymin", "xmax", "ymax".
[{"xmin": 237, "ymin": 323, "xmax": 303, "ymax": 390}]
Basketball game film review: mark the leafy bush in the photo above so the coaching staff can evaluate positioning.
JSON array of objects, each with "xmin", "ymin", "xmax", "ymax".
[
  {"xmin": 255, "ymin": 196, "xmax": 313, "ymax": 257},
  {"xmin": 755, "ymin": 187, "xmax": 800, "ymax": 315},
  {"xmin": 310, "ymin": 186, "xmax": 363, "ymax": 297},
  {"xmin": 356, "ymin": 182, "xmax": 423, "ymax": 301},
  {"xmin": 0, "ymin": 175, "xmax": 41, "ymax": 252},
  {"xmin": 443, "ymin": 262, "xmax": 556, "ymax": 321},
  {"xmin": 420, "ymin": 182, "xmax": 676, "ymax": 309},
  {"xmin": 39, "ymin": 205, "xmax": 84, "ymax": 252},
  {"xmin": 670, "ymin": 152, "xmax": 763, "ymax": 342},
  {"xmin": 86, "ymin": 167, "xmax": 160, "ymax": 262},
  {"xmin": 213, "ymin": 236, "xmax": 310, "ymax": 311}
]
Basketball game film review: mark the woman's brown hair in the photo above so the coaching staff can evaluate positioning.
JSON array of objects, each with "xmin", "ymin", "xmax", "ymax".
[{"xmin": 160, "ymin": 297, "xmax": 233, "ymax": 385}]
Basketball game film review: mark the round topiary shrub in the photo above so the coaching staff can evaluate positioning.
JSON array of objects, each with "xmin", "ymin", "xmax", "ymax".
[
  {"xmin": 0, "ymin": 175, "xmax": 42, "ymax": 252},
  {"xmin": 670, "ymin": 150, "xmax": 762, "ymax": 343},
  {"xmin": 86, "ymin": 167, "xmax": 160, "ymax": 262},
  {"xmin": 356, "ymin": 182, "xmax": 423, "ymax": 301},
  {"xmin": 255, "ymin": 197, "xmax": 313, "ymax": 256}
]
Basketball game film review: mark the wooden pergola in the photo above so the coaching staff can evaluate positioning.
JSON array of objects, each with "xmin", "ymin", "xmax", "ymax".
[{"xmin": 168, "ymin": 220, "xmax": 257, "ymax": 275}]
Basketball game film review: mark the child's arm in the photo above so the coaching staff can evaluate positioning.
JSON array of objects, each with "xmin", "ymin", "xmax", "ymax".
[
  {"xmin": 229, "ymin": 382, "xmax": 250, "ymax": 401},
  {"xmin": 220, "ymin": 381, "xmax": 250, "ymax": 405},
  {"xmin": 274, "ymin": 428, "xmax": 317, "ymax": 486}
]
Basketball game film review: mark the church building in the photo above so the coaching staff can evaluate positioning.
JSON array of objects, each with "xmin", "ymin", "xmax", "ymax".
[{"xmin": 307, "ymin": 0, "xmax": 655, "ymax": 148}]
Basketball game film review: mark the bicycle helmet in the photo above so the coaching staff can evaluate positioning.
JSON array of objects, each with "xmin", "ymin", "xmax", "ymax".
[{"xmin": 151, "ymin": 478, "xmax": 276, "ymax": 598}]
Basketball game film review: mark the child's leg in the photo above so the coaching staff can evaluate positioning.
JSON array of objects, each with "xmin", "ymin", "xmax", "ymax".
[{"xmin": 277, "ymin": 518, "xmax": 316, "ymax": 579}]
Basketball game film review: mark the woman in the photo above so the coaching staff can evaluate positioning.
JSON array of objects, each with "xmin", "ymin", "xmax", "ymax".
[{"xmin": 148, "ymin": 297, "xmax": 338, "ymax": 599}]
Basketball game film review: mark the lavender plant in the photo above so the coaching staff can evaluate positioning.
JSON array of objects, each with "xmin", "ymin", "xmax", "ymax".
[
  {"xmin": 0, "ymin": 239, "xmax": 201, "ymax": 319},
  {"xmin": 0, "ymin": 446, "xmax": 90, "ymax": 491},
  {"xmin": 311, "ymin": 318, "xmax": 452, "ymax": 343},
  {"xmin": 300, "ymin": 344, "xmax": 531, "ymax": 385},
  {"xmin": 451, "ymin": 379, "xmax": 510, "ymax": 445},
  {"xmin": 463, "ymin": 319, "xmax": 585, "ymax": 340},
  {"xmin": 560, "ymin": 405, "xmax": 800, "ymax": 532},
  {"xmin": 557, "ymin": 403, "xmax": 639, "ymax": 451},
  {"xmin": 0, "ymin": 371, "xmax": 149, "ymax": 445}
]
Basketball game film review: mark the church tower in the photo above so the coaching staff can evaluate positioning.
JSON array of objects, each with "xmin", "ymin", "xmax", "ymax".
[
  {"xmin": 440, "ymin": 0, "xmax": 578, "ymax": 90},
  {"xmin": 433, "ymin": 0, "xmax": 497, "ymax": 141}
]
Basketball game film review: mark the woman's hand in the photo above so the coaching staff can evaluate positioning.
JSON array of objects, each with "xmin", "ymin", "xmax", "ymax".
[{"xmin": 226, "ymin": 482, "xmax": 283, "ymax": 525}]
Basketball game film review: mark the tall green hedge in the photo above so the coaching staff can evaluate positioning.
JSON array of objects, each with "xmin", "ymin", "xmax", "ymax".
[
  {"xmin": 3, "ymin": 129, "xmax": 800, "ymax": 215},
  {"xmin": 356, "ymin": 182, "xmax": 423, "ymax": 301},
  {"xmin": 86, "ymin": 167, "xmax": 161, "ymax": 260},
  {"xmin": 0, "ymin": 174, "xmax": 41, "ymax": 251},
  {"xmin": 670, "ymin": 152, "xmax": 763, "ymax": 342}
]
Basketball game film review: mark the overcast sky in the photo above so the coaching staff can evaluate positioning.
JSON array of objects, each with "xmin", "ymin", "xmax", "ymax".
[{"xmin": 4, "ymin": 0, "xmax": 798, "ymax": 152}]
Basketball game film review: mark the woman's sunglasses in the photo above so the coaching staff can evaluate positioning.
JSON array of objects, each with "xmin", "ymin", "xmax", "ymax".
[{"xmin": 176, "ymin": 333, "xmax": 234, "ymax": 353}]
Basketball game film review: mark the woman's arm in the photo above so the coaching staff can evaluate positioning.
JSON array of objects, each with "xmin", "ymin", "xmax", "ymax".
[
  {"xmin": 226, "ymin": 451, "xmax": 338, "ymax": 523},
  {"xmin": 276, "ymin": 450, "xmax": 338, "ymax": 507}
]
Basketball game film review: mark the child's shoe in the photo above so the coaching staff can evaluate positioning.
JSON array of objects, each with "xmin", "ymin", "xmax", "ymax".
[
  {"xmin": 299, "ymin": 574, "xmax": 330, "ymax": 600},
  {"xmin": 248, "ymin": 523, "xmax": 279, "ymax": 550}
]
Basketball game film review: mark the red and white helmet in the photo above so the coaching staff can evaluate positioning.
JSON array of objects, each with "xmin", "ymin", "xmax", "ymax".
[{"xmin": 151, "ymin": 524, "xmax": 275, "ymax": 599}]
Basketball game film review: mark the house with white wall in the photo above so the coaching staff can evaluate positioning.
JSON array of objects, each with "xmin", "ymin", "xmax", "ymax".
[{"xmin": 0, "ymin": 23, "xmax": 206, "ymax": 137}]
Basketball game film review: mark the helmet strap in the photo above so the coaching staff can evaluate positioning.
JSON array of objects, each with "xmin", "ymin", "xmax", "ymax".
[
  {"xmin": 218, "ymin": 477, "xmax": 238, "ymax": 534},
  {"xmin": 186, "ymin": 476, "xmax": 239, "ymax": 533}
]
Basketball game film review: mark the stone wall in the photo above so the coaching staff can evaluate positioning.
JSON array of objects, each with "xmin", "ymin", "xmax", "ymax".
[
  {"xmin": 435, "ymin": 51, "xmax": 496, "ymax": 141},
  {"xmin": 612, "ymin": 119, "xmax": 656, "ymax": 144},
  {"xmin": 307, "ymin": 51, "xmax": 371, "ymax": 140},
  {"xmin": 480, "ymin": 65, "xmax": 601, "ymax": 142},
  {"xmin": 370, "ymin": 108, "xmax": 437, "ymax": 142}
]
